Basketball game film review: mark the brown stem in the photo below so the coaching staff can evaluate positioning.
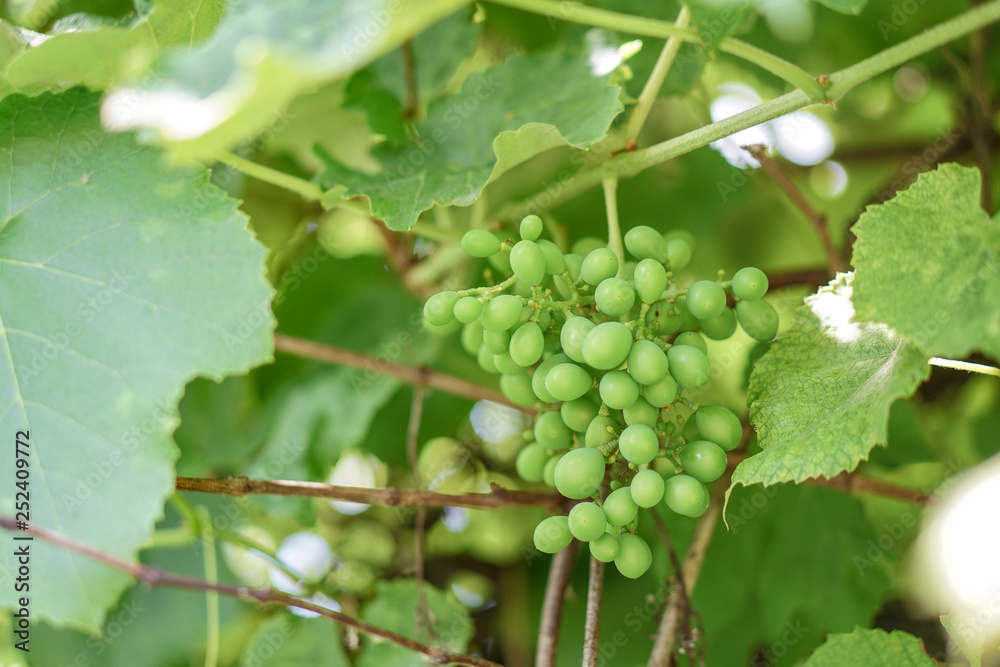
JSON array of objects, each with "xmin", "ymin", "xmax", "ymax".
[
  {"xmin": 535, "ymin": 542, "xmax": 579, "ymax": 667},
  {"xmin": 746, "ymin": 144, "xmax": 845, "ymax": 275},
  {"xmin": 581, "ymin": 556, "xmax": 605, "ymax": 667},
  {"xmin": 175, "ymin": 476, "xmax": 566, "ymax": 511},
  {"xmin": 273, "ymin": 333, "xmax": 532, "ymax": 413},
  {"xmin": 0, "ymin": 517, "xmax": 501, "ymax": 667}
]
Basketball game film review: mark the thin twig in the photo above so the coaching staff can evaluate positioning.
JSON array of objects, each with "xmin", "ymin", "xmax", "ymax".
[
  {"xmin": 535, "ymin": 542, "xmax": 579, "ymax": 667},
  {"xmin": 0, "ymin": 517, "xmax": 502, "ymax": 667},
  {"xmin": 407, "ymin": 386, "xmax": 436, "ymax": 640},
  {"xmin": 273, "ymin": 333, "xmax": 531, "ymax": 413},
  {"xmin": 603, "ymin": 172, "xmax": 625, "ymax": 279},
  {"xmin": 175, "ymin": 476, "xmax": 566, "ymax": 511},
  {"xmin": 929, "ymin": 357, "xmax": 1000, "ymax": 377},
  {"xmin": 746, "ymin": 145, "xmax": 844, "ymax": 275},
  {"xmin": 582, "ymin": 556, "xmax": 605, "ymax": 667}
]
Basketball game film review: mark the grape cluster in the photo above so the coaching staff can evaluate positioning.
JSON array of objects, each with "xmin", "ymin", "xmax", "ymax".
[{"xmin": 423, "ymin": 216, "xmax": 778, "ymax": 579}]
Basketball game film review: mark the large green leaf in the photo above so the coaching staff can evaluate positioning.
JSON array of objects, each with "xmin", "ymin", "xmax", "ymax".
[
  {"xmin": 0, "ymin": 0, "xmax": 226, "ymax": 99},
  {"xmin": 319, "ymin": 50, "xmax": 624, "ymax": 230},
  {"xmin": 852, "ymin": 164, "xmax": 1000, "ymax": 362},
  {"xmin": 731, "ymin": 274, "xmax": 929, "ymax": 492},
  {"xmin": 803, "ymin": 628, "xmax": 936, "ymax": 666},
  {"xmin": 103, "ymin": 0, "xmax": 470, "ymax": 158},
  {"xmin": 240, "ymin": 614, "xmax": 351, "ymax": 667},
  {"xmin": 0, "ymin": 89, "xmax": 274, "ymax": 632}
]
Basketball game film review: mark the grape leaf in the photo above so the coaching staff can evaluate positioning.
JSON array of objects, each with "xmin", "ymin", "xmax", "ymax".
[
  {"xmin": 319, "ymin": 51, "xmax": 624, "ymax": 230},
  {"xmin": 730, "ymin": 274, "xmax": 929, "ymax": 493},
  {"xmin": 103, "ymin": 0, "xmax": 471, "ymax": 158},
  {"xmin": 0, "ymin": 0, "xmax": 226, "ymax": 99},
  {"xmin": 852, "ymin": 164, "xmax": 1000, "ymax": 362},
  {"xmin": 357, "ymin": 579, "xmax": 474, "ymax": 667},
  {"xmin": 803, "ymin": 627, "xmax": 936, "ymax": 666},
  {"xmin": 0, "ymin": 89, "xmax": 274, "ymax": 632},
  {"xmin": 240, "ymin": 614, "xmax": 351, "ymax": 666}
]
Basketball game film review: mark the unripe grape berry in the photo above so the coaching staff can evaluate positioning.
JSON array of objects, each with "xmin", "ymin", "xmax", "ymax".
[
  {"xmin": 642, "ymin": 374, "xmax": 678, "ymax": 408},
  {"xmin": 461, "ymin": 321, "xmax": 484, "ymax": 356},
  {"xmin": 673, "ymin": 331, "xmax": 707, "ymax": 355},
  {"xmin": 573, "ymin": 237, "xmax": 606, "ymax": 257},
  {"xmin": 501, "ymin": 374, "xmax": 536, "ymax": 407},
  {"xmin": 493, "ymin": 351, "xmax": 522, "ymax": 375},
  {"xmin": 736, "ymin": 299, "xmax": 779, "ymax": 341},
  {"xmin": 666, "ymin": 345, "xmax": 711, "ymax": 389},
  {"xmin": 563, "ymin": 253, "xmax": 583, "ymax": 280},
  {"xmin": 542, "ymin": 453, "xmax": 562, "ymax": 487},
  {"xmin": 580, "ymin": 248, "xmax": 619, "ymax": 286},
  {"xmin": 561, "ymin": 398, "xmax": 600, "ymax": 433},
  {"xmin": 481, "ymin": 295, "xmax": 523, "ymax": 332},
  {"xmin": 510, "ymin": 321, "xmax": 544, "ymax": 367},
  {"xmin": 424, "ymin": 291, "xmax": 460, "ymax": 326},
  {"xmin": 623, "ymin": 396, "xmax": 657, "ymax": 428},
  {"xmin": 589, "ymin": 533, "xmax": 620, "ymax": 562},
  {"xmin": 520, "ymin": 214, "xmax": 543, "ymax": 241},
  {"xmin": 695, "ymin": 405, "xmax": 743, "ymax": 451},
  {"xmin": 453, "ymin": 296, "xmax": 482, "ymax": 323},
  {"xmin": 680, "ymin": 440, "xmax": 727, "ymax": 483},
  {"xmin": 618, "ymin": 424, "xmax": 659, "ymax": 465},
  {"xmin": 569, "ymin": 502, "xmax": 607, "ymax": 542},
  {"xmin": 646, "ymin": 300, "xmax": 684, "ymax": 336},
  {"xmin": 585, "ymin": 415, "xmax": 617, "ymax": 449},
  {"xmin": 553, "ymin": 447, "xmax": 606, "ymax": 499},
  {"xmin": 595, "ymin": 277, "xmax": 636, "ymax": 317},
  {"xmin": 510, "ymin": 240, "xmax": 546, "ymax": 286},
  {"xmin": 534, "ymin": 411, "xmax": 571, "ymax": 449},
  {"xmin": 626, "ymin": 339, "xmax": 669, "ymax": 385},
  {"xmin": 633, "ymin": 259, "xmax": 668, "ymax": 304},
  {"xmin": 536, "ymin": 239, "xmax": 566, "ymax": 275},
  {"xmin": 461, "ymin": 229, "xmax": 501, "ymax": 258},
  {"xmin": 630, "ymin": 469, "xmax": 665, "ymax": 507},
  {"xmin": 663, "ymin": 475, "xmax": 709, "ymax": 517},
  {"xmin": 560, "ymin": 316, "xmax": 595, "ymax": 363},
  {"xmin": 477, "ymin": 345, "xmax": 499, "ymax": 374},
  {"xmin": 686, "ymin": 281, "xmax": 727, "ymax": 320},
  {"xmin": 614, "ymin": 533, "xmax": 652, "ymax": 579},
  {"xmin": 482, "ymin": 329, "xmax": 511, "ymax": 355},
  {"xmin": 582, "ymin": 322, "xmax": 632, "ymax": 370},
  {"xmin": 516, "ymin": 442, "xmax": 549, "ymax": 482},
  {"xmin": 599, "ymin": 370, "xmax": 640, "ymax": 410},
  {"xmin": 602, "ymin": 487, "xmax": 638, "ymax": 526},
  {"xmin": 699, "ymin": 308, "xmax": 737, "ymax": 341},
  {"xmin": 732, "ymin": 266, "xmax": 768, "ymax": 300},
  {"xmin": 534, "ymin": 516, "xmax": 572, "ymax": 553},
  {"xmin": 532, "ymin": 353, "xmax": 570, "ymax": 403},
  {"xmin": 545, "ymin": 363, "xmax": 593, "ymax": 402},
  {"xmin": 624, "ymin": 226, "xmax": 669, "ymax": 263},
  {"xmin": 663, "ymin": 233, "xmax": 693, "ymax": 271}
]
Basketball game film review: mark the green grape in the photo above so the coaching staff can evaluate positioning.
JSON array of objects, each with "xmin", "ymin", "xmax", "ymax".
[
  {"xmin": 686, "ymin": 281, "xmax": 727, "ymax": 320},
  {"xmin": 569, "ymin": 502, "xmax": 607, "ymax": 542},
  {"xmin": 626, "ymin": 339, "xmax": 669, "ymax": 385},
  {"xmin": 560, "ymin": 316, "xmax": 595, "ymax": 363},
  {"xmin": 651, "ymin": 457, "xmax": 680, "ymax": 479},
  {"xmin": 536, "ymin": 239, "xmax": 566, "ymax": 275},
  {"xmin": 573, "ymin": 236, "xmax": 606, "ymax": 257},
  {"xmin": 618, "ymin": 424, "xmax": 659, "ymax": 465},
  {"xmin": 699, "ymin": 308, "xmax": 737, "ymax": 341},
  {"xmin": 663, "ymin": 232, "xmax": 694, "ymax": 271},
  {"xmin": 589, "ymin": 533, "xmax": 620, "ymax": 563},
  {"xmin": 510, "ymin": 240, "xmax": 546, "ymax": 286},
  {"xmin": 732, "ymin": 266, "xmax": 768, "ymax": 300},
  {"xmin": 682, "ymin": 415, "xmax": 701, "ymax": 442},
  {"xmin": 629, "ymin": 469, "xmax": 665, "ymax": 507},
  {"xmin": 666, "ymin": 345, "xmax": 711, "ymax": 389},
  {"xmin": 561, "ymin": 398, "xmax": 600, "ymax": 433},
  {"xmin": 537, "ymin": 308, "xmax": 552, "ymax": 329},
  {"xmin": 545, "ymin": 363, "xmax": 593, "ymax": 402},
  {"xmin": 674, "ymin": 331, "xmax": 707, "ymax": 354},
  {"xmin": 676, "ymin": 295, "xmax": 700, "ymax": 331},
  {"xmin": 614, "ymin": 533, "xmax": 652, "ymax": 579},
  {"xmin": 424, "ymin": 291, "xmax": 460, "ymax": 326},
  {"xmin": 564, "ymin": 252, "xmax": 583, "ymax": 280},
  {"xmin": 453, "ymin": 296, "xmax": 483, "ymax": 324},
  {"xmin": 482, "ymin": 295, "xmax": 523, "ymax": 332},
  {"xmin": 633, "ymin": 259, "xmax": 668, "ymax": 304},
  {"xmin": 599, "ymin": 370, "xmax": 640, "ymax": 410},
  {"xmin": 501, "ymin": 373, "xmax": 536, "ymax": 407},
  {"xmin": 477, "ymin": 345, "xmax": 499, "ymax": 374},
  {"xmin": 680, "ymin": 440, "xmax": 727, "ymax": 483},
  {"xmin": 542, "ymin": 453, "xmax": 562, "ymax": 487},
  {"xmin": 602, "ymin": 487, "xmax": 638, "ymax": 526},
  {"xmin": 695, "ymin": 405, "xmax": 743, "ymax": 451},
  {"xmin": 461, "ymin": 229, "xmax": 501, "ymax": 258},
  {"xmin": 533, "ymin": 516, "xmax": 572, "ymax": 553},
  {"xmin": 532, "ymin": 353, "xmax": 570, "ymax": 403},
  {"xmin": 582, "ymin": 322, "xmax": 633, "ymax": 370},
  {"xmin": 553, "ymin": 447, "xmax": 606, "ymax": 499},
  {"xmin": 585, "ymin": 415, "xmax": 617, "ymax": 449},
  {"xmin": 520, "ymin": 214, "xmax": 543, "ymax": 241},
  {"xmin": 580, "ymin": 248, "xmax": 619, "ymax": 286},
  {"xmin": 510, "ymin": 321, "xmax": 544, "ymax": 367},
  {"xmin": 623, "ymin": 396, "xmax": 657, "ymax": 427},
  {"xmin": 642, "ymin": 374, "xmax": 678, "ymax": 408},
  {"xmin": 647, "ymin": 300, "xmax": 683, "ymax": 335},
  {"xmin": 736, "ymin": 299, "xmax": 779, "ymax": 341},
  {"xmin": 595, "ymin": 277, "xmax": 636, "ymax": 317},
  {"xmin": 461, "ymin": 320, "xmax": 484, "ymax": 356},
  {"xmin": 488, "ymin": 239, "xmax": 512, "ymax": 275},
  {"xmin": 483, "ymin": 329, "xmax": 511, "ymax": 355},
  {"xmin": 535, "ymin": 411, "xmax": 571, "ymax": 450},
  {"xmin": 493, "ymin": 351, "xmax": 522, "ymax": 375},
  {"xmin": 624, "ymin": 225, "xmax": 669, "ymax": 262},
  {"xmin": 663, "ymin": 475, "xmax": 709, "ymax": 517},
  {"xmin": 516, "ymin": 442, "xmax": 549, "ymax": 482}
]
